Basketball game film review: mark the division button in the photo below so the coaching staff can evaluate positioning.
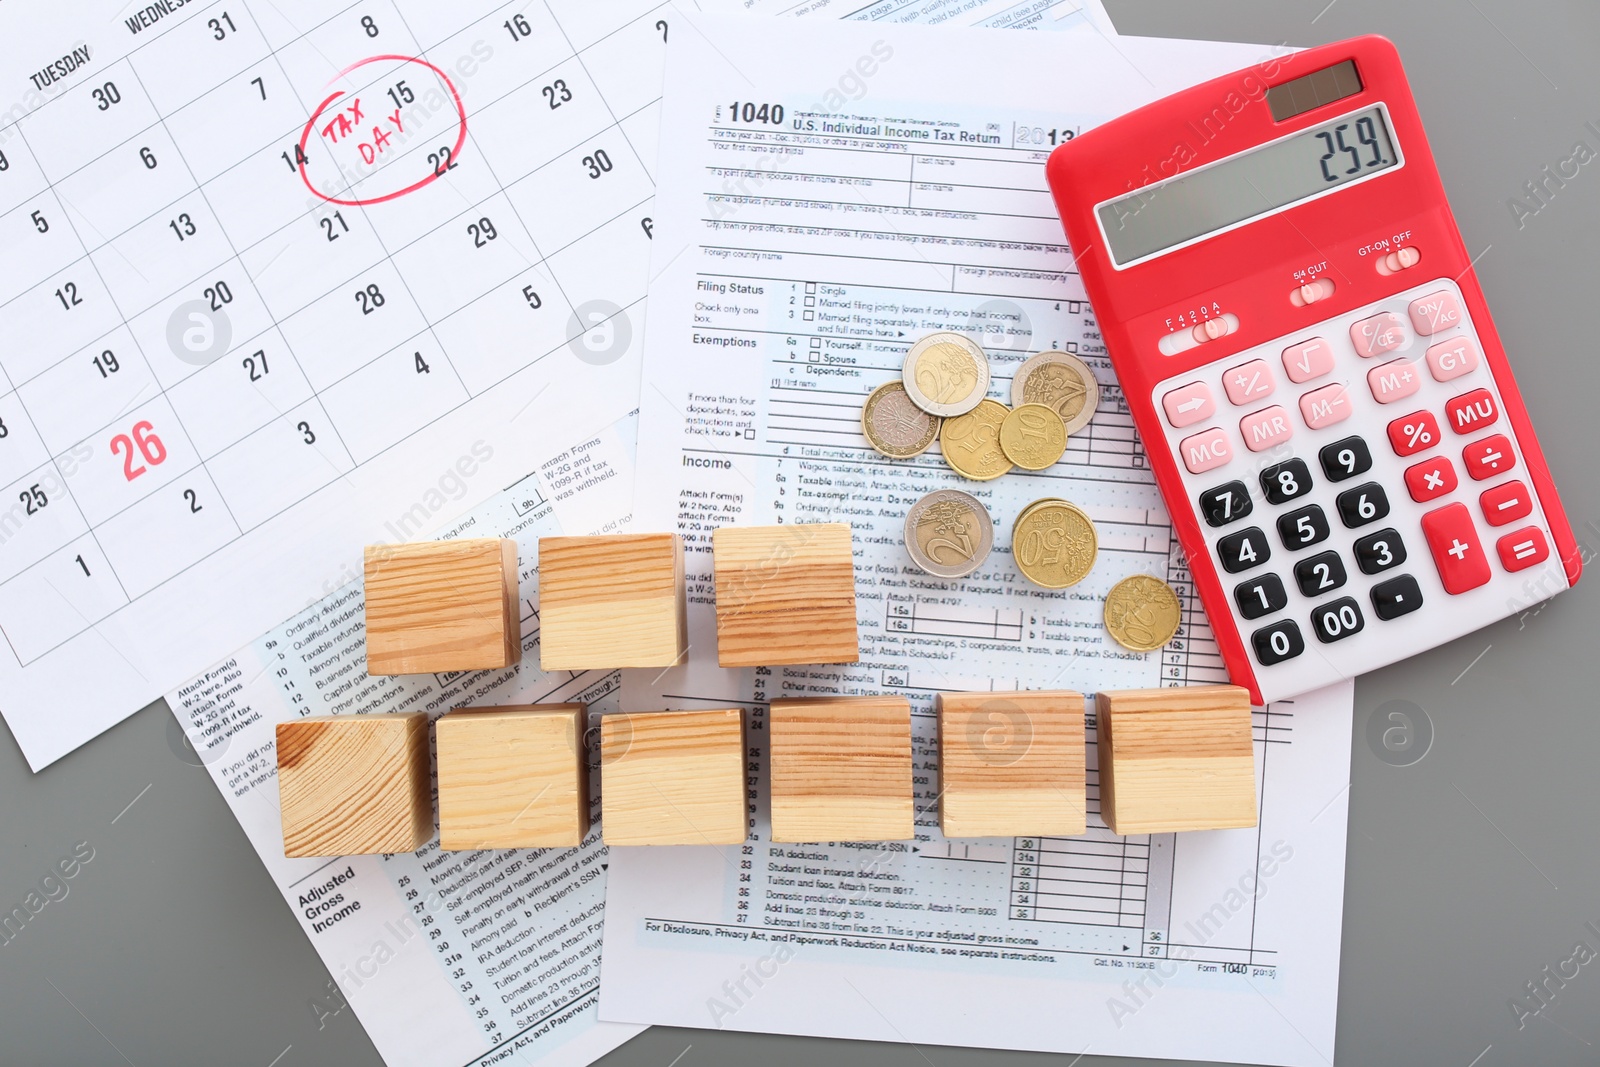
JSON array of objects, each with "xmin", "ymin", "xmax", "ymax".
[
  {"xmin": 1319, "ymin": 435, "xmax": 1372, "ymax": 481},
  {"xmin": 1294, "ymin": 550, "xmax": 1347, "ymax": 597},
  {"xmin": 1353, "ymin": 528, "xmax": 1407, "ymax": 574},
  {"xmin": 1252, "ymin": 619, "xmax": 1305, "ymax": 665},
  {"xmin": 1445, "ymin": 388, "xmax": 1499, "ymax": 435},
  {"xmin": 1371, "ymin": 574, "xmax": 1424, "ymax": 620},
  {"xmin": 1480, "ymin": 480, "xmax": 1532, "ymax": 526},
  {"xmin": 1496, "ymin": 526, "xmax": 1550, "ymax": 571},
  {"xmin": 1421, "ymin": 502, "xmax": 1491, "ymax": 593},
  {"xmin": 1199, "ymin": 480, "xmax": 1253, "ymax": 527},
  {"xmin": 1408, "ymin": 290, "xmax": 1465, "ymax": 335},
  {"xmin": 1260, "ymin": 458, "xmax": 1313, "ymax": 504},
  {"xmin": 1218, "ymin": 526, "xmax": 1272, "ymax": 573},
  {"xmin": 1404, "ymin": 456, "xmax": 1458, "ymax": 503},
  {"xmin": 1463, "ymin": 434, "xmax": 1516, "ymax": 480},
  {"xmin": 1350, "ymin": 312, "xmax": 1407, "ymax": 358},
  {"xmin": 1235, "ymin": 573, "xmax": 1288, "ymax": 620},
  {"xmin": 1163, "ymin": 381, "xmax": 1216, "ymax": 428},
  {"xmin": 1180, "ymin": 426, "xmax": 1233, "ymax": 474}
]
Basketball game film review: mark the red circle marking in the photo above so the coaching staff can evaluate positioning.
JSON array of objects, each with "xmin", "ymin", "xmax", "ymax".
[{"xmin": 297, "ymin": 54, "xmax": 467, "ymax": 207}]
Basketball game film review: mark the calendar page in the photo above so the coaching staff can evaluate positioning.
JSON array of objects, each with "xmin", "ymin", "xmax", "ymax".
[{"xmin": 0, "ymin": 0, "xmax": 668, "ymax": 769}]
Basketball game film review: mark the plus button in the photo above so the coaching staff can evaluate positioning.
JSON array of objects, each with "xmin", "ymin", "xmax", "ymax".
[
  {"xmin": 1422, "ymin": 503, "xmax": 1491, "ymax": 594},
  {"xmin": 1447, "ymin": 538, "xmax": 1469, "ymax": 560}
]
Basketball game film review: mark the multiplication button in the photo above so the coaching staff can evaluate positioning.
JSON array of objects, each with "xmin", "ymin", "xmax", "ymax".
[{"xmin": 1252, "ymin": 619, "xmax": 1305, "ymax": 665}]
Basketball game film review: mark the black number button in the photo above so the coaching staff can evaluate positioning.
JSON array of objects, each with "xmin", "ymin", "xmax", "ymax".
[
  {"xmin": 1200, "ymin": 480, "xmax": 1253, "ymax": 527},
  {"xmin": 1371, "ymin": 574, "xmax": 1423, "ymax": 620},
  {"xmin": 1310, "ymin": 596, "xmax": 1365, "ymax": 643},
  {"xmin": 1293, "ymin": 550, "xmax": 1347, "ymax": 597},
  {"xmin": 1218, "ymin": 526, "xmax": 1271, "ymax": 573},
  {"xmin": 1235, "ymin": 573, "xmax": 1288, "ymax": 620},
  {"xmin": 1353, "ymin": 528, "xmax": 1407, "ymax": 574},
  {"xmin": 1319, "ymin": 435, "xmax": 1372, "ymax": 482},
  {"xmin": 1252, "ymin": 619, "xmax": 1305, "ymax": 665},
  {"xmin": 1336, "ymin": 481, "xmax": 1390, "ymax": 528},
  {"xmin": 1260, "ymin": 458, "xmax": 1313, "ymax": 505},
  {"xmin": 1277, "ymin": 504, "xmax": 1330, "ymax": 550}
]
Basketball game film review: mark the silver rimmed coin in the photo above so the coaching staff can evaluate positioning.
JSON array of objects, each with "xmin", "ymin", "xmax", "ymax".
[
  {"xmin": 902, "ymin": 331, "xmax": 991, "ymax": 418},
  {"xmin": 1011, "ymin": 350, "xmax": 1100, "ymax": 434},
  {"xmin": 904, "ymin": 489, "xmax": 994, "ymax": 578}
]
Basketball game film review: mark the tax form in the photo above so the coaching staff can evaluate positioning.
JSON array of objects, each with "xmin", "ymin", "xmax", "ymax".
[{"xmin": 601, "ymin": 16, "xmax": 1353, "ymax": 1066}]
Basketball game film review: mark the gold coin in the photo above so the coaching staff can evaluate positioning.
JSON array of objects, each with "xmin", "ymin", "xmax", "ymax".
[
  {"xmin": 1011, "ymin": 499, "xmax": 1097, "ymax": 588},
  {"xmin": 1103, "ymin": 574, "xmax": 1183, "ymax": 652},
  {"xmin": 902, "ymin": 332, "xmax": 991, "ymax": 417},
  {"xmin": 998, "ymin": 403, "xmax": 1067, "ymax": 470},
  {"xmin": 862, "ymin": 381, "xmax": 940, "ymax": 458},
  {"xmin": 1012, "ymin": 351, "xmax": 1100, "ymax": 435},
  {"xmin": 939, "ymin": 398, "xmax": 1012, "ymax": 481}
]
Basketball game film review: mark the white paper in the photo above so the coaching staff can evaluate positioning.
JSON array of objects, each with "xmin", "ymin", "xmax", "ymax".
[
  {"xmin": 166, "ymin": 419, "xmax": 643, "ymax": 1067},
  {"xmin": 601, "ymin": 15, "xmax": 1351, "ymax": 1066},
  {"xmin": 694, "ymin": 0, "xmax": 1117, "ymax": 35}
]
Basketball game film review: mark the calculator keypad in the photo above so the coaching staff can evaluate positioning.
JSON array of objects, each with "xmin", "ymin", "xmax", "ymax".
[{"xmin": 1154, "ymin": 277, "xmax": 1566, "ymax": 701}]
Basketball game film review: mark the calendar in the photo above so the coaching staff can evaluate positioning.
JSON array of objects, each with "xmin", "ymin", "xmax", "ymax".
[{"xmin": 0, "ymin": 0, "xmax": 669, "ymax": 769}]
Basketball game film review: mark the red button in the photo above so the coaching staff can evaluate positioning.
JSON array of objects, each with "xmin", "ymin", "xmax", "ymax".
[
  {"xmin": 1463, "ymin": 434, "xmax": 1515, "ymax": 480},
  {"xmin": 1496, "ymin": 526, "xmax": 1550, "ymax": 571},
  {"xmin": 1421, "ymin": 503, "xmax": 1491, "ymax": 594},
  {"xmin": 1405, "ymin": 457, "xmax": 1458, "ymax": 502},
  {"xmin": 1387, "ymin": 410, "xmax": 1440, "ymax": 456},
  {"xmin": 1480, "ymin": 480, "xmax": 1533, "ymax": 526},
  {"xmin": 1445, "ymin": 389, "xmax": 1499, "ymax": 435}
]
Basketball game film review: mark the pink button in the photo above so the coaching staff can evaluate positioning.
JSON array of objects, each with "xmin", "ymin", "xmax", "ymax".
[
  {"xmin": 1426, "ymin": 336, "xmax": 1479, "ymax": 382},
  {"xmin": 1239, "ymin": 405, "xmax": 1294, "ymax": 452},
  {"xmin": 1282, "ymin": 338, "xmax": 1335, "ymax": 383},
  {"xmin": 1299, "ymin": 384, "xmax": 1352, "ymax": 429},
  {"xmin": 1351, "ymin": 312, "xmax": 1407, "ymax": 358},
  {"xmin": 1367, "ymin": 358, "xmax": 1422, "ymax": 404},
  {"xmin": 1162, "ymin": 382, "xmax": 1216, "ymax": 428},
  {"xmin": 1222, "ymin": 359, "xmax": 1276, "ymax": 406},
  {"xmin": 1409, "ymin": 290, "xmax": 1465, "ymax": 335},
  {"xmin": 1179, "ymin": 427, "xmax": 1233, "ymax": 474}
]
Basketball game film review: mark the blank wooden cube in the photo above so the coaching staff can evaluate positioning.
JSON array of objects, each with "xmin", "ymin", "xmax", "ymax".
[
  {"xmin": 538, "ymin": 534, "xmax": 686, "ymax": 670},
  {"xmin": 364, "ymin": 539, "xmax": 520, "ymax": 675},
  {"xmin": 601, "ymin": 709, "xmax": 746, "ymax": 845},
  {"xmin": 437, "ymin": 704, "xmax": 588, "ymax": 850},
  {"xmin": 938, "ymin": 690, "xmax": 1086, "ymax": 838},
  {"xmin": 1095, "ymin": 685, "xmax": 1257, "ymax": 835},
  {"xmin": 276, "ymin": 713, "xmax": 432, "ymax": 858},
  {"xmin": 712, "ymin": 523, "xmax": 858, "ymax": 667},
  {"xmin": 768, "ymin": 696, "xmax": 911, "ymax": 842}
]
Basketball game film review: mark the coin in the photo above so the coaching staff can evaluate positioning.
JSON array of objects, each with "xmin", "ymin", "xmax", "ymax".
[
  {"xmin": 902, "ymin": 331, "xmax": 991, "ymax": 417},
  {"xmin": 1103, "ymin": 574, "xmax": 1183, "ymax": 652},
  {"xmin": 1011, "ymin": 499, "xmax": 1097, "ymax": 588},
  {"xmin": 861, "ymin": 381, "xmax": 940, "ymax": 458},
  {"xmin": 939, "ymin": 398, "xmax": 1012, "ymax": 481},
  {"xmin": 999, "ymin": 403, "xmax": 1067, "ymax": 470},
  {"xmin": 904, "ymin": 489, "xmax": 994, "ymax": 578},
  {"xmin": 1011, "ymin": 350, "xmax": 1100, "ymax": 434}
]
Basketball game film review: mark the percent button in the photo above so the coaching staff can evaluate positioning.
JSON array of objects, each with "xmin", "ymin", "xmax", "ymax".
[{"xmin": 1387, "ymin": 410, "xmax": 1440, "ymax": 457}]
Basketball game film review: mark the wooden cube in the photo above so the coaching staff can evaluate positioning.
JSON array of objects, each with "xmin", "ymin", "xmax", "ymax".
[
  {"xmin": 538, "ymin": 534, "xmax": 686, "ymax": 670},
  {"xmin": 938, "ymin": 691, "xmax": 1086, "ymax": 838},
  {"xmin": 436, "ymin": 704, "xmax": 588, "ymax": 850},
  {"xmin": 712, "ymin": 523, "xmax": 858, "ymax": 667},
  {"xmin": 364, "ymin": 539, "xmax": 520, "ymax": 675},
  {"xmin": 276, "ymin": 713, "xmax": 432, "ymax": 858},
  {"xmin": 1095, "ymin": 685, "xmax": 1257, "ymax": 835},
  {"xmin": 601, "ymin": 709, "xmax": 746, "ymax": 845},
  {"xmin": 768, "ymin": 696, "xmax": 912, "ymax": 842}
]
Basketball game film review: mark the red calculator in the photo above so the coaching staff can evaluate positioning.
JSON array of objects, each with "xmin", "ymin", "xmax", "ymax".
[{"xmin": 1046, "ymin": 35, "xmax": 1580, "ymax": 704}]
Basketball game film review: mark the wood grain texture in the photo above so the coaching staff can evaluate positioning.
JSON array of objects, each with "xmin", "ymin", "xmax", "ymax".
[
  {"xmin": 363, "ymin": 539, "xmax": 519, "ymax": 675},
  {"xmin": 538, "ymin": 534, "xmax": 686, "ymax": 670},
  {"xmin": 276, "ymin": 713, "xmax": 432, "ymax": 858},
  {"xmin": 600, "ymin": 709, "xmax": 746, "ymax": 845},
  {"xmin": 436, "ymin": 704, "xmax": 588, "ymax": 850},
  {"xmin": 712, "ymin": 523, "xmax": 859, "ymax": 667},
  {"xmin": 937, "ymin": 690, "xmax": 1086, "ymax": 838},
  {"xmin": 1095, "ymin": 685, "xmax": 1257, "ymax": 835},
  {"xmin": 768, "ymin": 695, "xmax": 912, "ymax": 843}
]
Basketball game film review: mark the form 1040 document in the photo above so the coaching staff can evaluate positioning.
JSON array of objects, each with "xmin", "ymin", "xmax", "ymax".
[{"xmin": 605, "ymin": 15, "xmax": 1353, "ymax": 1067}]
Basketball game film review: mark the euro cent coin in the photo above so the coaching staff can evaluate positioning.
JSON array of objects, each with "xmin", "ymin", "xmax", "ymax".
[
  {"xmin": 940, "ymin": 398, "xmax": 1012, "ymax": 481},
  {"xmin": 1012, "ymin": 499, "xmax": 1097, "ymax": 588},
  {"xmin": 902, "ymin": 331, "xmax": 991, "ymax": 417},
  {"xmin": 1103, "ymin": 574, "xmax": 1183, "ymax": 652},
  {"xmin": 1011, "ymin": 350, "xmax": 1100, "ymax": 434},
  {"xmin": 999, "ymin": 403, "xmax": 1067, "ymax": 470},
  {"xmin": 862, "ymin": 381, "xmax": 941, "ymax": 458},
  {"xmin": 904, "ymin": 489, "xmax": 994, "ymax": 578}
]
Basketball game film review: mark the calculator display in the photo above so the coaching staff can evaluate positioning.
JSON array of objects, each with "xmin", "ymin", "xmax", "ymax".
[{"xmin": 1098, "ymin": 105, "xmax": 1399, "ymax": 265}]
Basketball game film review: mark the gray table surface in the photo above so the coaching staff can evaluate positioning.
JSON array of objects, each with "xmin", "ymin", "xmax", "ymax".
[{"xmin": 4, "ymin": 1, "xmax": 1598, "ymax": 1064}]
